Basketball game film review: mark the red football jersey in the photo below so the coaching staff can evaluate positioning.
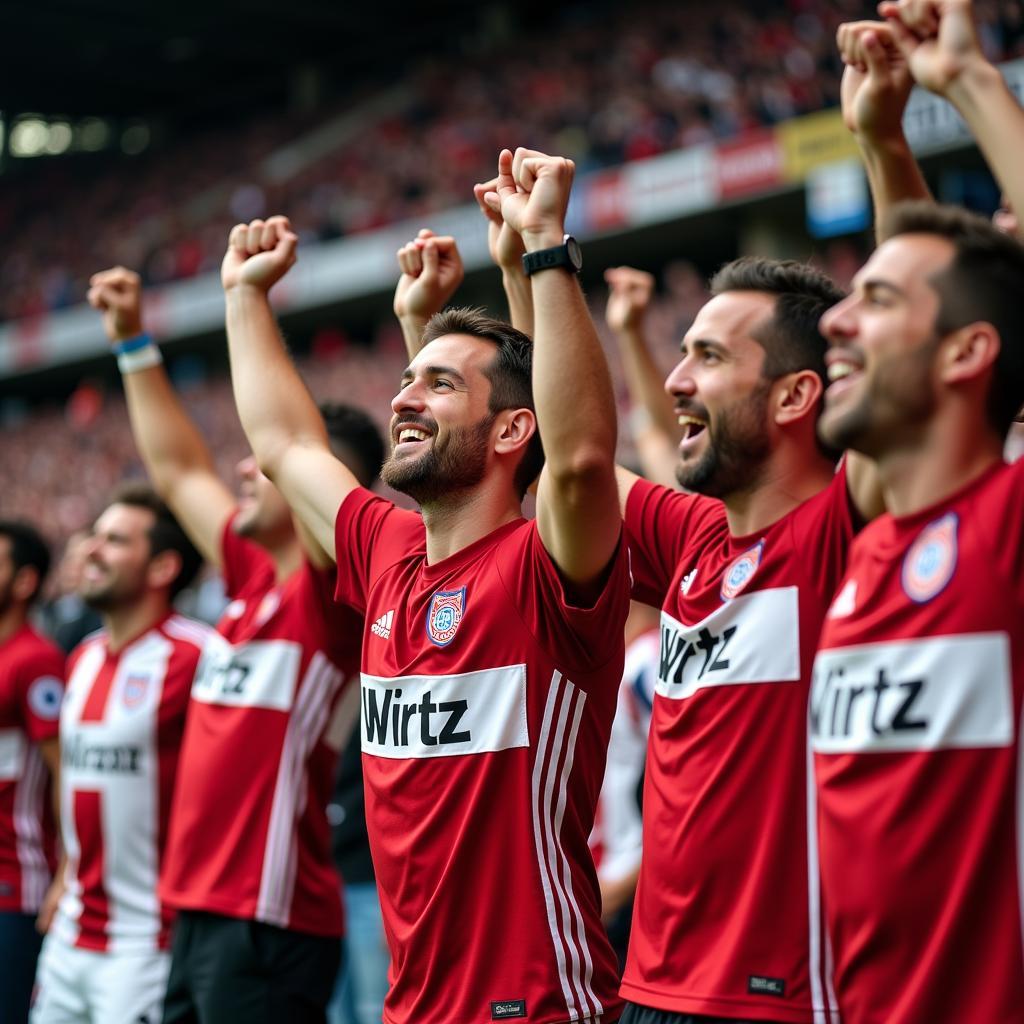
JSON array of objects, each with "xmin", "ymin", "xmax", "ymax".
[
  {"xmin": 621, "ymin": 470, "xmax": 853, "ymax": 1023},
  {"xmin": 813, "ymin": 460, "xmax": 1024, "ymax": 1024},
  {"xmin": 0, "ymin": 624, "xmax": 64, "ymax": 913},
  {"xmin": 55, "ymin": 614, "xmax": 210, "ymax": 952},
  {"xmin": 334, "ymin": 489, "xmax": 630, "ymax": 1024},
  {"xmin": 159, "ymin": 515, "xmax": 360, "ymax": 937}
]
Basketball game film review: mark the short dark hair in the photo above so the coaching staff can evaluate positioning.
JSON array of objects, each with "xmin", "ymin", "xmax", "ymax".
[
  {"xmin": 710, "ymin": 256, "xmax": 847, "ymax": 385},
  {"xmin": 320, "ymin": 402, "xmax": 386, "ymax": 488},
  {"xmin": 106, "ymin": 482, "xmax": 202, "ymax": 598},
  {"xmin": 0, "ymin": 520, "xmax": 51, "ymax": 604},
  {"xmin": 881, "ymin": 200, "xmax": 1024, "ymax": 436},
  {"xmin": 421, "ymin": 307, "xmax": 545, "ymax": 497}
]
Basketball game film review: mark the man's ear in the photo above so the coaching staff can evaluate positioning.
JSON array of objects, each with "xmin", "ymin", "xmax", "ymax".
[
  {"xmin": 11, "ymin": 565, "xmax": 40, "ymax": 604},
  {"xmin": 147, "ymin": 549, "xmax": 182, "ymax": 594},
  {"xmin": 772, "ymin": 369, "xmax": 824, "ymax": 428},
  {"xmin": 939, "ymin": 321, "xmax": 1000, "ymax": 386},
  {"xmin": 493, "ymin": 408, "xmax": 537, "ymax": 458}
]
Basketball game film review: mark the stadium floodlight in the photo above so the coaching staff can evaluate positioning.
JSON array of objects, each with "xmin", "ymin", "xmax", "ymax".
[
  {"xmin": 44, "ymin": 122, "xmax": 72, "ymax": 155},
  {"xmin": 121, "ymin": 123, "xmax": 150, "ymax": 155},
  {"xmin": 10, "ymin": 118, "xmax": 48, "ymax": 157},
  {"xmin": 77, "ymin": 118, "xmax": 110, "ymax": 152}
]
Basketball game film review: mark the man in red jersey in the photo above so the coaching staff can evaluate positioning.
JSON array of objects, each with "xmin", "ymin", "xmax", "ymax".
[
  {"xmin": 812, "ymin": 199, "xmax": 1024, "ymax": 1021},
  {"xmin": 220, "ymin": 147, "xmax": 630, "ymax": 1024},
  {"xmin": 86, "ymin": 272, "xmax": 381, "ymax": 1024},
  {"xmin": 0, "ymin": 521, "xmax": 63, "ymax": 1024},
  {"xmin": 32, "ymin": 483, "xmax": 208, "ymax": 1024},
  {"xmin": 612, "ymin": 257, "xmax": 884, "ymax": 1024}
]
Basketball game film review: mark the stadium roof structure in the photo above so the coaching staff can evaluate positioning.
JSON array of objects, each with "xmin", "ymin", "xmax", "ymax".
[{"xmin": 4, "ymin": 0, "xmax": 559, "ymax": 123}]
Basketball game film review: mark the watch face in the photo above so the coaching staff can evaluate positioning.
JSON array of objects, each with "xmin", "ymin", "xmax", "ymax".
[{"xmin": 566, "ymin": 236, "xmax": 583, "ymax": 271}]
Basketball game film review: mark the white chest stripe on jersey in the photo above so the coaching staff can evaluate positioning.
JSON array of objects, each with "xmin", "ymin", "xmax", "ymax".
[
  {"xmin": 0, "ymin": 728, "xmax": 27, "ymax": 781},
  {"xmin": 360, "ymin": 665, "xmax": 528, "ymax": 759},
  {"xmin": 811, "ymin": 632, "xmax": 1013, "ymax": 754},
  {"xmin": 657, "ymin": 587, "xmax": 800, "ymax": 699},
  {"xmin": 191, "ymin": 636, "xmax": 302, "ymax": 711}
]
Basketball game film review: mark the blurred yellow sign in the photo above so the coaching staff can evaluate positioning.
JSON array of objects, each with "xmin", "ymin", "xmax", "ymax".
[{"xmin": 778, "ymin": 111, "xmax": 860, "ymax": 182}]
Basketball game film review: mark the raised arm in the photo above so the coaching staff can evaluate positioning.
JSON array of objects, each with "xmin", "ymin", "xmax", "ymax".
[
  {"xmin": 488, "ymin": 148, "xmax": 621, "ymax": 590},
  {"xmin": 604, "ymin": 266, "xmax": 679, "ymax": 489},
  {"xmin": 222, "ymin": 216, "xmax": 360, "ymax": 561},
  {"xmin": 881, "ymin": 0, "xmax": 1024, "ymax": 231},
  {"xmin": 393, "ymin": 228, "xmax": 465, "ymax": 359},
  {"xmin": 473, "ymin": 176, "xmax": 535, "ymax": 336},
  {"xmin": 87, "ymin": 269, "xmax": 234, "ymax": 568},
  {"xmin": 837, "ymin": 19, "xmax": 932, "ymax": 242}
]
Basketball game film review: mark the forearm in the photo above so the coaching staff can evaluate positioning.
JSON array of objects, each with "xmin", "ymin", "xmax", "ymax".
[
  {"xmin": 857, "ymin": 133, "xmax": 932, "ymax": 241},
  {"xmin": 225, "ymin": 286, "xmax": 329, "ymax": 476},
  {"xmin": 121, "ymin": 363, "xmax": 218, "ymax": 496},
  {"xmin": 399, "ymin": 314, "xmax": 429, "ymax": 359},
  {"xmin": 946, "ymin": 60, "xmax": 1024, "ymax": 226},
  {"xmin": 532, "ymin": 271, "xmax": 617, "ymax": 480},
  {"xmin": 502, "ymin": 269, "xmax": 535, "ymax": 336}
]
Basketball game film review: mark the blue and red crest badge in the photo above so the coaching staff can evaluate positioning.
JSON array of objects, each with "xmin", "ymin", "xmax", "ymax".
[
  {"xmin": 426, "ymin": 587, "xmax": 466, "ymax": 647},
  {"xmin": 720, "ymin": 541, "xmax": 764, "ymax": 602},
  {"xmin": 123, "ymin": 673, "xmax": 150, "ymax": 708},
  {"xmin": 902, "ymin": 512, "xmax": 958, "ymax": 604}
]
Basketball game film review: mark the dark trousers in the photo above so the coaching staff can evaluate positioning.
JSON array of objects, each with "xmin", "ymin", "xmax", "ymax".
[
  {"xmin": 621, "ymin": 1004, "xmax": 786, "ymax": 1024},
  {"xmin": 0, "ymin": 911, "xmax": 43, "ymax": 1024},
  {"xmin": 162, "ymin": 910, "xmax": 341, "ymax": 1024}
]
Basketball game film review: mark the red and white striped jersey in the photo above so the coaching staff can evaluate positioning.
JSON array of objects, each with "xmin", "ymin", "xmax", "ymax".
[
  {"xmin": 54, "ymin": 614, "xmax": 210, "ymax": 953},
  {"xmin": 159, "ymin": 516, "xmax": 361, "ymax": 937},
  {"xmin": 0, "ymin": 624, "xmax": 64, "ymax": 913},
  {"xmin": 333, "ymin": 489, "xmax": 630, "ymax": 1024},
  {"xmin": 622, "ymin": 470, "xmax": 853, "ymax": 1024},
  {"xmin": 589, "ymin": 627, "xmax": 657, "ymax": 884},
  {"xmin": 813, "ymin": 460, "xmax": 1024, "ymax": 1023}
]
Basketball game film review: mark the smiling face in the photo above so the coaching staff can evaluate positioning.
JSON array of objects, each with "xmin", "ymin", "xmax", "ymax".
[
  {"xmin": 818, "ymin": 233, "xmax": 953, "ymax": 457},
  {"xmin": 665, "ymin": 291, "xmax": 778, "ymax": 498},
  {"xmin": 80, "ymin": 503, "xmax": 160, "ymax": 611},
  {"xmin": 381, "ymin": 334, "xmax": 501, "ymax": 505}
]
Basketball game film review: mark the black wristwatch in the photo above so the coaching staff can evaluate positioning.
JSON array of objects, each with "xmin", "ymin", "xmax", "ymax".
[{"xmin": 521, "ymin": 235, "xmax": 583, "ymax": 277}]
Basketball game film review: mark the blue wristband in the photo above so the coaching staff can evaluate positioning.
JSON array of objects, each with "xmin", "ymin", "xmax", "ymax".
[{"xmin": 113, "ymin": 333, "xmax": 153, "ymax": 356}]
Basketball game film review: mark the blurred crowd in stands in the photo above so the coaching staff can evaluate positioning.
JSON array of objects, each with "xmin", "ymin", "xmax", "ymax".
[{"xmin": 5, "ymin": 0, "xmax": 1024, "ymax": 323}]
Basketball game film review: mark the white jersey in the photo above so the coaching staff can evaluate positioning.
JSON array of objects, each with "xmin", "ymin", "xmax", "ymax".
[
  {"xmin": 54, "ymin": 614, "xmax": 210, "ymax": 954},
  {"xmin": 589, "ymin": 628, "xmax": 658, "ymax": 883}
]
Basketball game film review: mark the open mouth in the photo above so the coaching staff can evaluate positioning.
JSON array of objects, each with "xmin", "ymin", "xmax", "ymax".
[
  {"xmin": 824, "ymin": 358, "xmax": 863, "ymax": 403},
  {"xmin": 678, "ymin": 414, "xmax": 708, "ymax": 449},
  {"xmin": 393, "ymin": 423, "xmax": 433, "ymax": 451}
]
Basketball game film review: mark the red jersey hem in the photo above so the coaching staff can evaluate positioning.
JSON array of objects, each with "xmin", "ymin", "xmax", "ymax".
[
  {"xmin": 159, "ymin": 889, "xmax": 343, "ymax": 938},
  {"xmin": 383, "ymin": 999, "xmax": 624, "ymax": 1024},
  {"xmin": 619, "ymin": 980, "xmax": 818, "ymax": 1024}
]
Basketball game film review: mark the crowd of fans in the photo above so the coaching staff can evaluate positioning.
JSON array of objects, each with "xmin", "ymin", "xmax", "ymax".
[{"xmin": 6, "ymin": 0, "xmax": 1023, "ymax": 324}]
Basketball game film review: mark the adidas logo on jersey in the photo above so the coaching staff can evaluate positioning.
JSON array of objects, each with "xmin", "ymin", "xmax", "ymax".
[
  {"xmin": 371, "ymin": 610, "xmax": 395, "ymax": 640},
  {"xmin": 680, "ymin": 567, "xmax": 698, "ymax": 595}
]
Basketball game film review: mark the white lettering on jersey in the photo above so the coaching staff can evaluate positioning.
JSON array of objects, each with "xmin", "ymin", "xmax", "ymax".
[
  {"xmin": 810, "ymin": 633, "xmax": 1013, "ymax": 753},
  {"xmin": 657, "ymin": 587, "xmax": 800, "ymax": 699},
  {"xmin": 360, "ymin": 665, "xmax": 528, "ymax": 759},
  {"xmin": 0, "ymin": 728, "xmax": 26, "ymax": 780},
  {"xmin": 192, "ymin": 636, "xmax": 301, "ymax": 711}
]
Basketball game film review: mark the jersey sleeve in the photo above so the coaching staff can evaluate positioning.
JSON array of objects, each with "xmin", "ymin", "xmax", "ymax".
[
  {"xmin": 219, "ymin": 510, "xmax": 275, "ymax": 600},
  {"xmin": 983, "ymin": 459, "xmax": 1024, "ymax": 603},
  {"xmin": 17, "ymin": 642, "xmax": 66, "ymax": 744},
  {"xmin": 624, "ymin": 478, "xmax": 715, "ymax": 607},
  {"xmin": 495, "ymin": 520, "xmax": 632, "ymax": 679},
  {"xmin": 788, "ymin": 462, "xmax": 855, "ymax": 603},
  {"xmin": 334, "ymin": 488, "xmax": 424, "ymax": 616}
]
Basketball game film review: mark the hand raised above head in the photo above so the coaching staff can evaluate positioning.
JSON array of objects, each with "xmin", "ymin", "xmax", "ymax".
[
  {"xmin": 483, "ymin": 147, "xmax": 575, "ymax": 251},
  {"xmin": 221, "ymin": 215, "xmax": 298, "ymax": 294},
  {"xmin": 87, "ymin": 265, "xmax": 144, "ymax": 343}
]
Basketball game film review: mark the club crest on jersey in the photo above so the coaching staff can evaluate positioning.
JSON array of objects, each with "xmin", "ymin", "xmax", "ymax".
[
  {"xmin": 901, "ymin": 512, "xmax": 958, "ymax": 604},
  {"xmin": 426, "ymin": 587, "xmax": 466, "ymax": 647},
  {"xmin": 720, "ymin": 541, "xmax": 764, "ymax": 602},
  {"xmin": 123, "ymin": 673, "xmax": 150, "ymax": 708}
]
